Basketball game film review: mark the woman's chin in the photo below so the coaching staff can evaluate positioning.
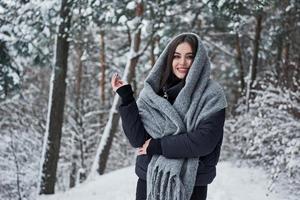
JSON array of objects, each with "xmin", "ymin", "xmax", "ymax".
[{"xmin": 174, "ymin": 73, "xmax": 186, "ymax": 79}]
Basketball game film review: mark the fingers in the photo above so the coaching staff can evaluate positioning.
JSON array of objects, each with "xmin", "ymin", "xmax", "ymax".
[
  {"xmin": 146, "ymin": 138, "xmax": 151, "ymax": 144},
  {"xmin": 111, "ymin": 73, "xmax": 121, "ymax": 91},
  {"xmin": 137, "ymin": 147, "xmax": 146, "ymax": 155},
  {"xmin": 112, "ymin": 73, "xmax": 122, "ymax": 84},
  {"xmin": 111, "ymin": 73, "xmax": 117, "ymax": 86},
  {"xmin": 113, "ymin": 73, "xmax": 119, "ymax": 82},
  {"xmin": 111, "ymin": 73, "xmax": 129, "ymax": 93},
  {"xmin": 136, "ymin": 139, "xmax": 152, "ymax": 155}
]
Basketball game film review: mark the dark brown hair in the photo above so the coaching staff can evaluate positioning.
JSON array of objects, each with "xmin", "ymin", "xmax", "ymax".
[{"xmin": 159, "ymin": 34, "xmax": 198, "ymax": 90}]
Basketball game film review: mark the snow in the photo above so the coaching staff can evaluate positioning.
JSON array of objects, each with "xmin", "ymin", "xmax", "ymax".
[
  {"xmin": 84, "ymin": 7, "xmax": 93, "ymax": 16},
  {"xmin": 88, "ymin": 94, "xmax": 120, "ymax": 179},
  {"xmin": 40, "ymin": 165, "xmax": 136, "ymax": 200},
  {"xmin": 88, "ymin": 26, "xmax": 139, "ymax": 178},
  {"xmin": 9, "ymin": 70, "xmax": 20, "ymax": 84},
  {"xmin": 38, "ymin": 161, "xmax": 288, "ymax": 200},
  {"xmin": 118, "ymin": 15, "xmax": 128, "ymax": 24},
  {"xmin": 0, "ymin": 5, "xmax": 4, "ymax": 14},
  {"xmin": 217, "ymin": 0, "xmax": 226, "ymax": 8},
  {"xmin": 126, "ymin": 2, "xmax": 136, "ymax": 10}
]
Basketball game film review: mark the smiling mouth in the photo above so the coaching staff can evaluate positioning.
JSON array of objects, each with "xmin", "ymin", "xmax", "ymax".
[{"xmin": 177, "ymin": 68, "xmax": 189, "ymax": 73}]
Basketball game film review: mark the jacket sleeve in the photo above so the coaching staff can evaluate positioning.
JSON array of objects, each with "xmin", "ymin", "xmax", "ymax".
[
  {"xmin": 117, "ymin": 84, "xmax": 151, "ymax": 148},
  {"xmin": 157, "ymin": 108, "xmax": 226, "ymax": 158}
]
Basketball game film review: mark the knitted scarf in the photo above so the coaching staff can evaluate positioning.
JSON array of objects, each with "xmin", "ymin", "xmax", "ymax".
[{"xmin": 136, "ymin": 33, "xmax": 227, "ymax": 200}]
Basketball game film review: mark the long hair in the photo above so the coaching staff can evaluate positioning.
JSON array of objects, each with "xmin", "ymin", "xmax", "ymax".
[{"xmin": 159, "ymin": 34, "xmax": 198, "ymax": 90}]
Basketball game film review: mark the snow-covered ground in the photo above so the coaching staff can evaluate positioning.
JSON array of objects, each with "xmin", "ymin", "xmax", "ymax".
[{"xmin": 39, "ymin": 161, "xmax": 293, "ymax": 200}]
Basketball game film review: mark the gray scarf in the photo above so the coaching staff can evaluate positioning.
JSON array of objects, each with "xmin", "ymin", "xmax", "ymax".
[{"xmin": 136, "ymin": 33, "xmax": 227, "ymax": 200}]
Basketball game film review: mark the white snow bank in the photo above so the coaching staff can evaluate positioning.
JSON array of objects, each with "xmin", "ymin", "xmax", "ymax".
[{"xmin": 39, "ymin": 161, "xmax": 289, "ymax": 200}]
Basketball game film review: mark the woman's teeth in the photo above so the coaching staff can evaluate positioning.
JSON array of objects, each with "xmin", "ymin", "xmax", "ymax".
[{"xmin": 177, "ymin": 68, "xmax": 188, "ymax": 73}]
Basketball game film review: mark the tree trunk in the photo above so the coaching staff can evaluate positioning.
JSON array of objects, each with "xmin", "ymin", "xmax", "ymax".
[
  {"xmin": 39, "ymin": 0, "xmax": 72, "ymax": 194},
  {"xmin": 250, "ymin": 14, "xmax": 262, "ymax": 87},
  {"xmin": 89, "ymin": 2, "xmax": 144, "ymax": 177},
  {"xmin": 150, "ymin": 36, "xmax": 159, "ymax": 67},
  {"xmin": 275, "ymin": 34, "xmax": 283, "ymax": 82},
  {"xmin": 246, "ymin": 14, "xmax": 262, "ymax": 112},
  {"xmin": 150, "ymin": 37, "xmax": 155, "ymax": 67},
  {"xmin": 282, "ymin": 42, "xmax": 290, "ymax": 88},
  {"xmin": 69, "ymin": 46, "xmax": 84, "ymax": 188},
  {"xmin": 131, "ymin": 2, "xmax": 143, "ymax": 97},
  {"xmin": 0, "ymin": 41, "xmax": 11, "ymax": 99},
  {"xmin": 130, "ymin": 29, "xmax": 141, "ymax": 98},
  {"xmin": 282, "ymin": 0, "xmax": 291, "ymax": 89},
  {"xmin": 10, "ymin": 135, "xmax": 22, "ymax": 200},
  {"xmin": 69, "ymin": 154, "xmax": 78, "ymax": 188},
  {"xmin": 99, "ymin": 30, "xmax": 106, "ymax": 105},
  {"xmin": 235, "ymin": 32, "xmax": 245, "ymax": 94}
]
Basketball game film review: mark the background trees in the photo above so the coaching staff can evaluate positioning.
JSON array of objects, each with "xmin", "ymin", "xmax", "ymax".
[{"xmin": 39, "ymin": 0, "xmax": 73, "ymax": 194}]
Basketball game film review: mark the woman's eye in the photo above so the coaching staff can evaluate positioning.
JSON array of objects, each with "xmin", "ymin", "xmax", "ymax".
[{"xmin": 173, "ymin": 55, "xmax": 194, "ymax": 60}]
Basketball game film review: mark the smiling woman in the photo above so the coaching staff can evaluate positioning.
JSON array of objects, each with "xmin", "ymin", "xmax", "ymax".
[
  {"xmin": 172, "ymin": 42, "xmax": 195, "ymax": 79},
  {"xmin": 111, "ymin": 33, "xmax": 227, "ymax": 200},
  {"xmin": 159, "ymin": 35, "xmax": 198, "ymax": 93}
]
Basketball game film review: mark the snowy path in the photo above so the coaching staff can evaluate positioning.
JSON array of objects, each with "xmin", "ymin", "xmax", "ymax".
[{"xmin": 39, "ymin": 161, "xmax": 286, "ymax": 200}]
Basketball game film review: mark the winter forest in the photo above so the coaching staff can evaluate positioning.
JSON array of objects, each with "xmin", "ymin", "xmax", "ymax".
[{"xmin": 0, "ymin": 0, "xmax": 299, "ymax": 199}]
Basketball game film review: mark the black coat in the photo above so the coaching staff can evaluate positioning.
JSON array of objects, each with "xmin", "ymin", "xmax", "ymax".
[{"xmin": 117, "ymin": 84, "xmax": 225, "ymax": 186}]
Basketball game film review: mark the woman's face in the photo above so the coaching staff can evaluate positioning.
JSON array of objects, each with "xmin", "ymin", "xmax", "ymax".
[{"xmin": 172, "ymin": 42, "xmax": 194, "ymax": 79}]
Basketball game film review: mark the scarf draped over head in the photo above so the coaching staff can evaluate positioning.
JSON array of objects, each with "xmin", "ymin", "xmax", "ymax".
[{"xmin": 136, "ymin": 32, "xmax": 227, "ymax": 200}]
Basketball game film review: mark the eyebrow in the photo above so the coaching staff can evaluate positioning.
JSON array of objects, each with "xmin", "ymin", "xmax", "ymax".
[{"xmin": 174, "ymin": 52, "xmax": 194, "ymax": 55}]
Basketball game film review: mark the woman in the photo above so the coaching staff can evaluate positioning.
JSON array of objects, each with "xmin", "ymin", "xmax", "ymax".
[{"xmin": 111, "ymin": 33, "xmax": 227, "ymax": 200}]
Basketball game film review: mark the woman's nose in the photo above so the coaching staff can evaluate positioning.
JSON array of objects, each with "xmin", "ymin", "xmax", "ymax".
[{"xmin": 179, "ymin": 57, "xmax": 187, "ymax": 65}]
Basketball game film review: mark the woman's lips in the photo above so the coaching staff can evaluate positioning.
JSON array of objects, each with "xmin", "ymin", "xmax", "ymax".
[{"xmin": 177, "ymin": 68, "xmax": 189, "ymax": 73}]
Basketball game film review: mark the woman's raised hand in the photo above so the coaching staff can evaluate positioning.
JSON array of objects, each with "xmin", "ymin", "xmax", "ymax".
[{"xmin": 111, "ymin": 73, "xmax": 128, "ymax": 92}]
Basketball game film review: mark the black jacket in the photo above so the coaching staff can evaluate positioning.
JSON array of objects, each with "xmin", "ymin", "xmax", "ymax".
[{"xmin": 117, "ymin": 84, "xmax": 225, "ymax": 186}]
